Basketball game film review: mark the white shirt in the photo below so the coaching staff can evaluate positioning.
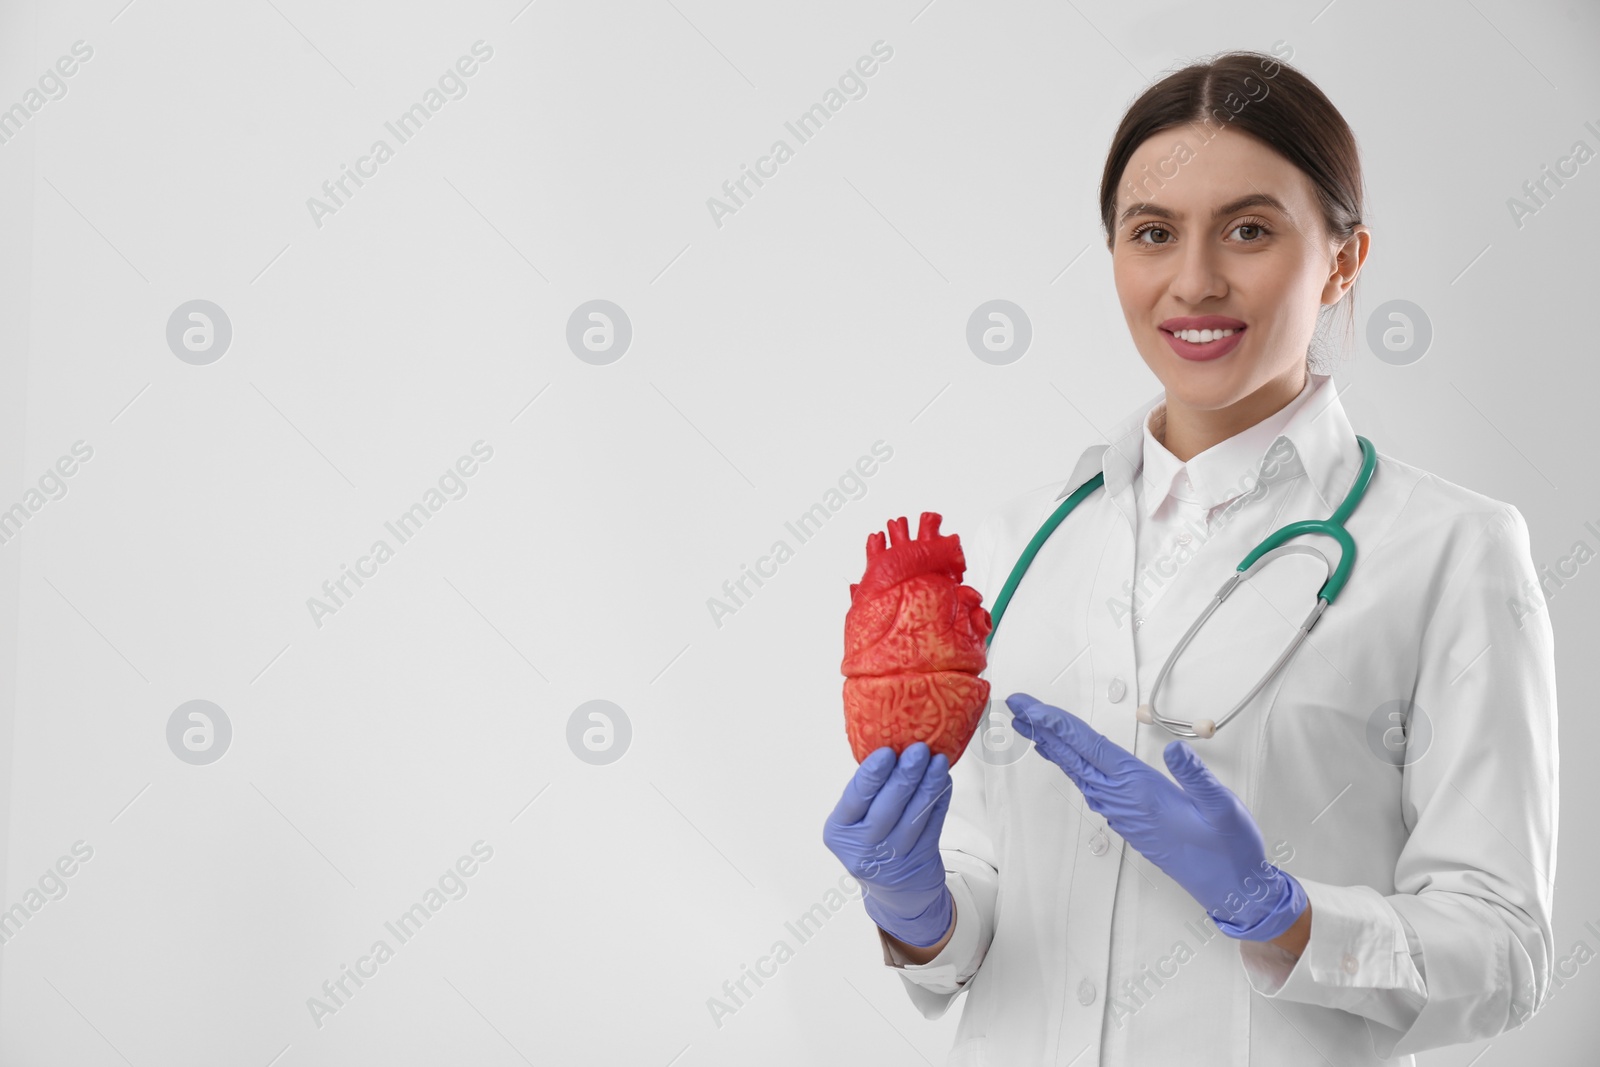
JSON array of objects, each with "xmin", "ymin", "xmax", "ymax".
[
  {"xmin": 877, "ymin": 372, "xmax": 1560, "ymax": 1066},
  {"xmin": 1128, "ymin": 372, "xmax": 1318, "ymax": 633}
]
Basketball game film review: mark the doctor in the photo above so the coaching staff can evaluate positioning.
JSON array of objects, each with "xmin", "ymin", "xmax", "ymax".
[{"xmin": 823, "ymin": 52, "xmax": 1559, "ymax": 1065}]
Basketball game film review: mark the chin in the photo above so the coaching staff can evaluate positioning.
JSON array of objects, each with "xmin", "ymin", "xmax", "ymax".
[{"xmin": 1156, "ymin": 361, "xmax": 1249, "ymax": 406}]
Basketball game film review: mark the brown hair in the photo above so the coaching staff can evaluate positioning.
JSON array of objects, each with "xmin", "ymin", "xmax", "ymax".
[{"xmin": 1098, "ymin": 51, "xmax": 1366, "ymax": 372}]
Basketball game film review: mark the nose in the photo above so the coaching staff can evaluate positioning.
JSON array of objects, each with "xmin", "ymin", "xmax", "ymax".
[{"xmin": 1167, "ymin": 241, "xmax": 1228, "ymax": 307}]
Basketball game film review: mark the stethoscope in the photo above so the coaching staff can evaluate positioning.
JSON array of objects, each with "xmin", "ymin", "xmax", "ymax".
[{"xmin": 984, "ymin": 435, "xmax": 1378, "ymax": 739}]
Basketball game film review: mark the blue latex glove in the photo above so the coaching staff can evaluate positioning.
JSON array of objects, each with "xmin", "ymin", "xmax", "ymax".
[
  {"xmin": 822, "ymin": 742, "xmax": 955, "ymax": 948},
  {"xmin": 1007, "ymin": 692, "xmax": 1307, "ymax": 942}
]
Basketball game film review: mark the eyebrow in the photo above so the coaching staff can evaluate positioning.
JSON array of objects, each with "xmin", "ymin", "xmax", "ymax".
[{"xmin": 1117, "ymin": 193, "xmax": 1289, "ymax": 227}]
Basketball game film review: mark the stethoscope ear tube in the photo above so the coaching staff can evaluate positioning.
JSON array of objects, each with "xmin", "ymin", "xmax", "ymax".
[
  {"xmin": 1235, "ymin": 435, "xmax": 1376, "ymax": 605},
  {"xmin": 990, "ymin": 435, "xmax": 1377, "ymax": 739},
  {"xmin": 984, "ymin": 472, "xmax": 1105, "ymax": 649}
]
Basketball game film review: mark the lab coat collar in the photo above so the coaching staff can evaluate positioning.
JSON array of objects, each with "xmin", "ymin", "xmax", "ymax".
[
  {"xmin": 1055, "ymin": 388, "xmax": 1163, "ymax": 503},
  {"xmin": 1055, "ymin": 372, "xmax": 1362, "ymax": 517}
]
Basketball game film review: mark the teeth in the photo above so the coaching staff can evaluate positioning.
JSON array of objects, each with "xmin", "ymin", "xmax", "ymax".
[{"xmin": 1173, "ymin": 328, "xmax": 1238, "ymax": 343}]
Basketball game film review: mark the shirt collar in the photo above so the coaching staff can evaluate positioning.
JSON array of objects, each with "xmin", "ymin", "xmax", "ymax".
[
  {"xmin": 1138, "ymin": 373, "xmax": 1316, "ymax": 517},
  {"xmin": 1055, "ymin": 372, "xmax": 1362, "ymax": 517}
]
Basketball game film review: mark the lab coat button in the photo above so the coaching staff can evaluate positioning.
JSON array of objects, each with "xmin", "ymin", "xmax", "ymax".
[
  {"xmin": 1177, "ymin": 530, "xmax": 1192, "ymax": 545},
  {"xmin": 1133, "ymin": 617, "xmax": 1145, "ymax": 630},
  {"xmin": 1077, "ymin": 979, "xmax": 1096, "ymax": 1005},
  {"xmin": 1108, "ymin": 678, "xmax": 1127, "ymax": 703},
  {"xmin": 1341, "ymin": 953, "xmax": 1359, "ymax": 975},
  {"xmin": 1089, "ymin": 830, "xmax": 1109, "ymax": 855}
]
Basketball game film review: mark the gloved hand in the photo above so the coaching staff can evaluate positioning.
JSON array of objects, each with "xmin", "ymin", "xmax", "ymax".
[
  {"xmin": 822, "ymin": 741, "xmax": 955, "ymax": 948},
  {"xmin": 1007, "ymin": 692, "xmax": 1307, "ymax": 942}
]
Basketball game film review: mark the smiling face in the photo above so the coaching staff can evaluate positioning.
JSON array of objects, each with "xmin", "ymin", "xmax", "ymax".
[{"xmin": 1111, "ymin": 123, "xmax": 1368, "ymax": 452}]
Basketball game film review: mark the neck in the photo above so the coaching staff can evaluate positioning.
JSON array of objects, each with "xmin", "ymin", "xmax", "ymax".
[{"xmin": 1158, "ymin": 366, "xmax": 1309, "ymax": 463}]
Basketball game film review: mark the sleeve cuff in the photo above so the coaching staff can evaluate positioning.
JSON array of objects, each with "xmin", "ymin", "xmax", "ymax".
[
  {"xmin": 878, "ymin": 873, "xmax": 983, "ymax": 993},
  {"xmin": 1238, "ymin": 878, "xmax": 1427, "ymax": 1016}
]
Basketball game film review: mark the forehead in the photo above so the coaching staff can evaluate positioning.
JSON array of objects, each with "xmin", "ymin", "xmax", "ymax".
[{"xmin": 1114, "ymin": 124, "xmax": 1310, "ymax": 217}]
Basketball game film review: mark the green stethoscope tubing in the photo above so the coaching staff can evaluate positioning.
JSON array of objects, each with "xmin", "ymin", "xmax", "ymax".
[{"xmin": 983, "ymin": 435, "xmax": 1378, "ymax": 739}]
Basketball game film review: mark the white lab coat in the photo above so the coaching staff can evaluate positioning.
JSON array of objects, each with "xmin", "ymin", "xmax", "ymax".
[{"xmin": 878, "ymin": 374, "xmax": 1559, "ymax": 1066}]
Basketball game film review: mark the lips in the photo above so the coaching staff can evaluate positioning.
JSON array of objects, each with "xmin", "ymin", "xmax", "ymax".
[{"xmin": 1162, "ymin": 324, "xmax": 1246, "ymax": 361}]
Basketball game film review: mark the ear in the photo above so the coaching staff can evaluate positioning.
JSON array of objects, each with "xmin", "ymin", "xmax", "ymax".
[{"xmin": 1321, "ymin": 224, "xmax": 1370, "ymax": 306}]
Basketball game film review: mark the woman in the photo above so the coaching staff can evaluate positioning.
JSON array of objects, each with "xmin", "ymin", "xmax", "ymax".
[{"xmin": 823, "ymin": 52, "xmax": 1559, "ymax": 1066}]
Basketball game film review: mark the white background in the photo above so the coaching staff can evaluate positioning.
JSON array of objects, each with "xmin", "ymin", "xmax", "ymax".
[{"xmin": 0, "ymin": 0, "xmax": 1596, "ymax": 1064}]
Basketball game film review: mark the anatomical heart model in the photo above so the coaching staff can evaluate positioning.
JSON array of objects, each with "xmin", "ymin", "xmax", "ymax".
[{"xmin": 841, "ymin": 512, "xmax": 993, "ymax": 767}]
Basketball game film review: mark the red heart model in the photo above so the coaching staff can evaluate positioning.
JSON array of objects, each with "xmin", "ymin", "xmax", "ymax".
[{"xmin": 841, "ymin": 512, "xmax": 992, "ymax": 767}]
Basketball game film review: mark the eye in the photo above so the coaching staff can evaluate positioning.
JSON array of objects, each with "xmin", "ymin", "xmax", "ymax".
[
  {"xmin": 1128, "ymin": 222, "xmax": 1171, "ymax": 245},
  {"xmin": 1229, "ymin": 217, "xmax": 1272, "ymax": 242}
]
